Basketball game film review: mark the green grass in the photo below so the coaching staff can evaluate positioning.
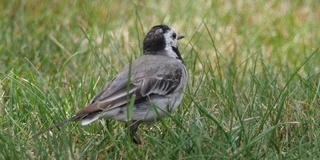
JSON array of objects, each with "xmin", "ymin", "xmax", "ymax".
[{"xmin": 1, "ymin": 0, "xmax": 320, "ymax": 159}]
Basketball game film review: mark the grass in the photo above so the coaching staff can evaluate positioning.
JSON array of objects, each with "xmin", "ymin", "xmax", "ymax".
[{"xmin": 1, "ymin": 0, "xmax": 319, "ymax": 159}]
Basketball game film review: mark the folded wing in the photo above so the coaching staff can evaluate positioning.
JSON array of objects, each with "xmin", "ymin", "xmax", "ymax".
[{"xmin": 73, "ymin": 68, "xmax": 182, "ymax": 125}]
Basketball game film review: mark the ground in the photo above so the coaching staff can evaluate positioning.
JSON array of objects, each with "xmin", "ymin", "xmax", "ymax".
[{"xmin": 0, "ymin": 0, "xmax": 319, "ymax": 159}]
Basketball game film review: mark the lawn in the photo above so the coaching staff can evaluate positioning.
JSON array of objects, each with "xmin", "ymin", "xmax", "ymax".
[{"xmin": 0, "ymin": 0, "xmax": 319, "ymax": 159}]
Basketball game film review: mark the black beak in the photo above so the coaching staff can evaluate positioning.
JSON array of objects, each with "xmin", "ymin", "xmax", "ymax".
[{"xmin": 177, "ymin": 35, "xmax": 185, "ymax": 40}]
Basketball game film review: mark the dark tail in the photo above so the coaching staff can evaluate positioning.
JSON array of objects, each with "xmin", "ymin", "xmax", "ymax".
[{"xmin": 30, "ymin": 116, "xmax": 80, "ymax": 139}]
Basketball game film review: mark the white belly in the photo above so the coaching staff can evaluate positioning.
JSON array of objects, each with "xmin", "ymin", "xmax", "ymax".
[{"xmin": 100, "ymin": 91, "xmax": 184, "ymax": 123}]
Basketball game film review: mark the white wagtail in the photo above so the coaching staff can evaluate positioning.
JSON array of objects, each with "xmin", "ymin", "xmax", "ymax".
[{"xmin": 34, "ymin": 25, "xmax": 187, "ymax": 144}]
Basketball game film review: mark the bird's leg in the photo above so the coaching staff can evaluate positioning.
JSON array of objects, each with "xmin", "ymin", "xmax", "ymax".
[{"xmin": 125, "ymin": 121, "xmax": 141, "ymax": 144}]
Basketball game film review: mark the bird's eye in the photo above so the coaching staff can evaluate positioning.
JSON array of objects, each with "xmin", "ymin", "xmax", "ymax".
[{"xmin": 172, "ymin": 33, "xmax": 177, "ymax": 39}]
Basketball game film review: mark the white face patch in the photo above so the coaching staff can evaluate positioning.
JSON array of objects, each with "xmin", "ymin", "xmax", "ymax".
[{"xmin": 163, "ymin": 28, "xmax": 180, "ymax": 58}]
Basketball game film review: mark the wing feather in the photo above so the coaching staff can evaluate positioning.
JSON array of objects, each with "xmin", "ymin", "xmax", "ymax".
[{"xmin": 74, "ymin": 57, "xmax": 183, "ymax": 124}]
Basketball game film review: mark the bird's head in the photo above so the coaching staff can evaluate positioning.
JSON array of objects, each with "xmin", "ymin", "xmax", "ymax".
[{"xmin": 143, "ymin": 25, "xmax": 184, "ymax": 58}]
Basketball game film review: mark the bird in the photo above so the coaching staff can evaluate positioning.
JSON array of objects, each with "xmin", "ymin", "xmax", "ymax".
[{"xmin": 33, "ymin": 25, "xmax": 188, "ymax": 144}]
